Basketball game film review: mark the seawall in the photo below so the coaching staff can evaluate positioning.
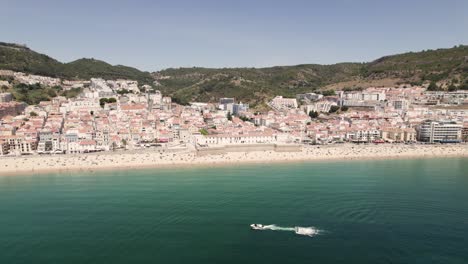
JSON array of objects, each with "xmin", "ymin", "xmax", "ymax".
[{"xmin": 196, "ymin": 144, "xmax": 302, "ymax": 156}]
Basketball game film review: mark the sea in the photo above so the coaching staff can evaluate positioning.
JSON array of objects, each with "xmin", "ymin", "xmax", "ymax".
[{"xmin": 1, "ymin": 158, "xmax": 467, "ymax": 263}]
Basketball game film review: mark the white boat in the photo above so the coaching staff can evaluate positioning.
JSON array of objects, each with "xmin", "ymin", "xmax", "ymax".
[{"xmin": 250, "ymin": 224, "xmax": 267, "ymax": 230}]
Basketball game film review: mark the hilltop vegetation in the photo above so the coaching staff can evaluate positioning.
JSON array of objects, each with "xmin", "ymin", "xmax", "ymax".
[
  {"xmin": 0, "ymin": 82, "xmax": 83, "ymax": 105},
  {"xmin": 156, "ymin": 45, "xmax": 468, "ymax": 106},
  {"xmin": 1, "ymin": 42, "xmax": 467, "ymax": 106},
  {"xmin": 0, "ymin": 42, "xmax": 153, "ymax": 84},
  {"xmin": 156, "ymin": 63, "xmax": 364, "ymax": 105},
  {"xmin": 62, "ymin": 58, "xmax": 153, "ymax": 84},
  {"xmin": 364, "ymin": 45, "xmax": 468, "ymax": 80}
]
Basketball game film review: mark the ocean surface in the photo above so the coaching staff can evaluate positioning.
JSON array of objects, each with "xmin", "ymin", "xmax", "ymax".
[{"xmin": 1, "ymin": 158, "xmax": 467, "ymax": 264}]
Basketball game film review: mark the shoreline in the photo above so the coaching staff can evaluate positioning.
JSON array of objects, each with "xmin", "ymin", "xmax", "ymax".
[{"xmin": 0, "ymin": 144, "xmax": 466, "ymax": 176}]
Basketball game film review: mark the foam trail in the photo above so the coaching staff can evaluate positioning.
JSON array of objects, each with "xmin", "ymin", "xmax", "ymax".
[
  {"xmin": 264, "ymin": 225, "xmax": 295, "ymax": 231},
  {"xmin": 261, "ymin": 225, "xmax": 321, "ymax": 237},
  {"xmin": 295, "ymin": 227, "xmax": 320, "ymax": 237}
]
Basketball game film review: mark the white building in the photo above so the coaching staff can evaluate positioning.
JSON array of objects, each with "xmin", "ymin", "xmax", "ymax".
[
  {"xmin": 67, "ymin": 140, "xmax": 97, "ymax": 154},
  {"xmin": 59, "ymin": 99, "xmax": 101, "ymax": 114},
  {"xmin": 14, "ymin": 72, "xmax": 61, "ymax": 86},
  {"xmin": 269, "ymin": 96, "xmax": 298, "ymax": 110},
  {"xmin": 196, "ymin": 132, "xmax": 278, "ymax": 146},
  {"xmin": 390, "ymin": 99, "xmax": 410, "ymax": 110},
  {"xmin": 417, "ymin": 120, "xmax": 462, "ymax": 143},
  {"xmin": 304, "ymin": 101, "xmax": 337, "ymax": 113},
  {"xmin": 341, "ymin": 91, "xmax": 386, "ymax": 101},
  {"xmin": 297, "ymin": 93, "xmax": 323, "ymax": 102},
  {"xmin": 346, "ymin": 130, "xmax": 381, "ymax": 142}
]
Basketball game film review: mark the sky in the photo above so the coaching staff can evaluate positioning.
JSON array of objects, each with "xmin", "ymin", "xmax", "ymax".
[{"xmin": 1, "ymin": 0, "xmax": 467, "ymax": 71}]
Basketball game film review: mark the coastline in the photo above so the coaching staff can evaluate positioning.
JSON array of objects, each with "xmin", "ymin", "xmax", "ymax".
[{"xmin": 0, "ymin": 144, "xmax": 466, "ymax": 176}]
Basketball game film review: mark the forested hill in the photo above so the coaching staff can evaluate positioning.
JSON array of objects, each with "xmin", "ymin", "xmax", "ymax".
[
  {"xmin": 0, "ymin": 42, "xmax": 153, "ymax": 84},
  {"xmin": 155, "ymin": 45, "xmax": 468, "ymax": 105},
  {"xmin": 1, "ymin": 42, "xmax": 467, "ymax": 106}
]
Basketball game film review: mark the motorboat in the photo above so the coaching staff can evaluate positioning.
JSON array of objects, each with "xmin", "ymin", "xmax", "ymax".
[{"xmin": 250, "ymin": 224, "xmax": 267, "ymax": 230}]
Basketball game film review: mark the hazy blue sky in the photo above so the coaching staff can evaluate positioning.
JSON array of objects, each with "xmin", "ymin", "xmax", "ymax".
[{"xmin": 2, "ymin": 0, "xmax": 467, "ymax": 71}]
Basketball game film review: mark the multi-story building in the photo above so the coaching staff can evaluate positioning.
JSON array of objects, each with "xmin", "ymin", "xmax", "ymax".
[
  {"xmin": 148, "ymin": 91, "xmax": 162, "ymax": 110},
  {"xmin": 196, "ymin": 132, "xmax": 277, "ymax": 145},
  {"xmin": 37, "ymin": 130, "xmax": 62, "ymax": 153},
  {"xmin": 416, "ymin": 120, "xmax": 463, "ymax": 143},
  {"xmin": 1, "ymin": 136, "xmax": 37, "ymax": 155},
  {"xmin": 381, "ymin": 128, "xmax": 416, "ymax": 142},
  {"xmin": 59, "ymin": 99, "xmax": 101, "ymax": 114},
  {"xmin": 340, "ymin": 91, "xmax": 386, "ymax": 101},
  {"xmin": 461, "ymin": 124, "xmax": 468, "ymax": 143},
  {"xmin": 296, "ymin": 93, "xmax": 323, "ymax": 102},
  {"xmin": 0, "ymin": 140, "xmax": 9, "ymax": 155},
  {"xmin": 162, "ymin": 97, "xmax": 172, "ymax": 111},
  {"xmin": 269, "ymin": 96, "xmax": 298, "ymax": 110},
  {"xmin": 346, "ymin": 130, "xmax": 381, "ymax": 142},
  {"xmin": 303, "ymin": 101, "xmax": 337, "ymax": 113},
  {"xmin": 233, "ymin": 103, "xmax": 248, "ymax": 115},
  {"xmin": 219, "ymin": 98, "xmax": 235, "ymax": 110},
  {"xmin": 391, "ymin": 99, "xmax": 409, "ymax": 110}
]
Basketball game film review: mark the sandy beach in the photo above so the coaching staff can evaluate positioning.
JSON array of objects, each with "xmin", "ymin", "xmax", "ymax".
[{"xmin": 0, "ymin": 143, "xmax": 466, "ymax": 175}]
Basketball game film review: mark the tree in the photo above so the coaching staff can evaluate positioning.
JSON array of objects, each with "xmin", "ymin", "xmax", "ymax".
[
  {"xmin": 61, "ymin": 87, "xmax": 82, "ymax": 99},
  {"xmin": 427, "ymin": 81, "xmax": 440, "ymax": 91},
  {"xmin": 341, "ymin": 106, "xmax": 349, "ymax": 111},
  {"xmin": 227, "ymin": 111, "xmax": 232, "ymax": 121},
  {"xmin": 308, "ymin": 111, "xmax": 319, "ymax": 118},
  {"xmin": 448, "ymin": 84, "xmax": 457, "ymax": 92},
  {"xmin": 199, "ymin": 128, "xmax": 209, "ymax": 135},
  {"xmin": 30, "ymin": 111, "xmax": 38, "ymax": 117},
  {"xmin": 460, "ymin": 79, "xmax": 468, "ymax": 90},
  {"xmin": 99, "ymin": 97, "xmax": 117, "ymax": 107},
  {"xmin": 117, "ymin": 89, "xmax": 130, "ymax": 95},
  {"xmin": 46, "ymin": 88, "xmax": 57, "ymax": 97},
  {"xmin": 321, "ymin": 90, "xmax": 336, "ymax": 96},
  {"xmin": 239, "ymin": 115, "xmax": 251, "ymax": 122},
  {"xmin": 52, "ymin": 85, "xmax": 63, "ymax": 91},
  {"xmin": 329, "ymin": 105, "xmax": 340, "ymax": 113},
  {"xmin": 99, "ymin": 98, "xmax": 108, "ymax": 107}
]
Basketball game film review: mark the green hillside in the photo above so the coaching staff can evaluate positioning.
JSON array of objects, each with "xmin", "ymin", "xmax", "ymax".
[
  {"xmin": 156, "ymin": 63, "xmax": 363, "ymax": 105},
  {"xmin": 0, "ymin": 42, "xmax": 63, "ymax": 77},
  {"xmin": 0, "ymin": 42, "xmax": 153, "ymax": 84},
  {"xmin": 156, "ymin": 45, "xmax": 468, "ymax": 106},
  {"xmin": 1, "ymin": 42, "xmax": 467, "ymax": 107},
  {"xmin": 364, "ymin": 45, "xmax": 468, "ymax": 81},
  {"xmin": 62, "ymin": 58, "xmax": 153, "ymax": 83}
]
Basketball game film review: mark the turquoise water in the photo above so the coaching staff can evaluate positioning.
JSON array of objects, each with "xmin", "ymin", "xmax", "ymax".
[{"xmin": 1, "ymin": 158, "xmax": 468, "ymax": 263}]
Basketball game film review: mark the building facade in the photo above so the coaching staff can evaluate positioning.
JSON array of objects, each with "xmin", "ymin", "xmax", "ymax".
[{"xmin": 417, "ymin": 120, "xmax": 462, "ymax": 143}]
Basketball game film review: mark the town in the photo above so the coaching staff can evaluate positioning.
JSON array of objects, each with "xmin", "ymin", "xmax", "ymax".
[{"xmin": 0, "ymin": 69, "xmax": 467, "ymax": 156}]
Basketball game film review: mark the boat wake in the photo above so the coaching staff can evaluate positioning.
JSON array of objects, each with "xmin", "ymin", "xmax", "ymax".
[{"xmin": 250, "ymin": 224, "xmax": 321, "ymax": 237}]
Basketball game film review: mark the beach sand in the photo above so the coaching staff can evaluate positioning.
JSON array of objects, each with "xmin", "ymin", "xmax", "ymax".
[{"xmin": 0, "ymin": 144, "xmax": 466, "ymax": 175}]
